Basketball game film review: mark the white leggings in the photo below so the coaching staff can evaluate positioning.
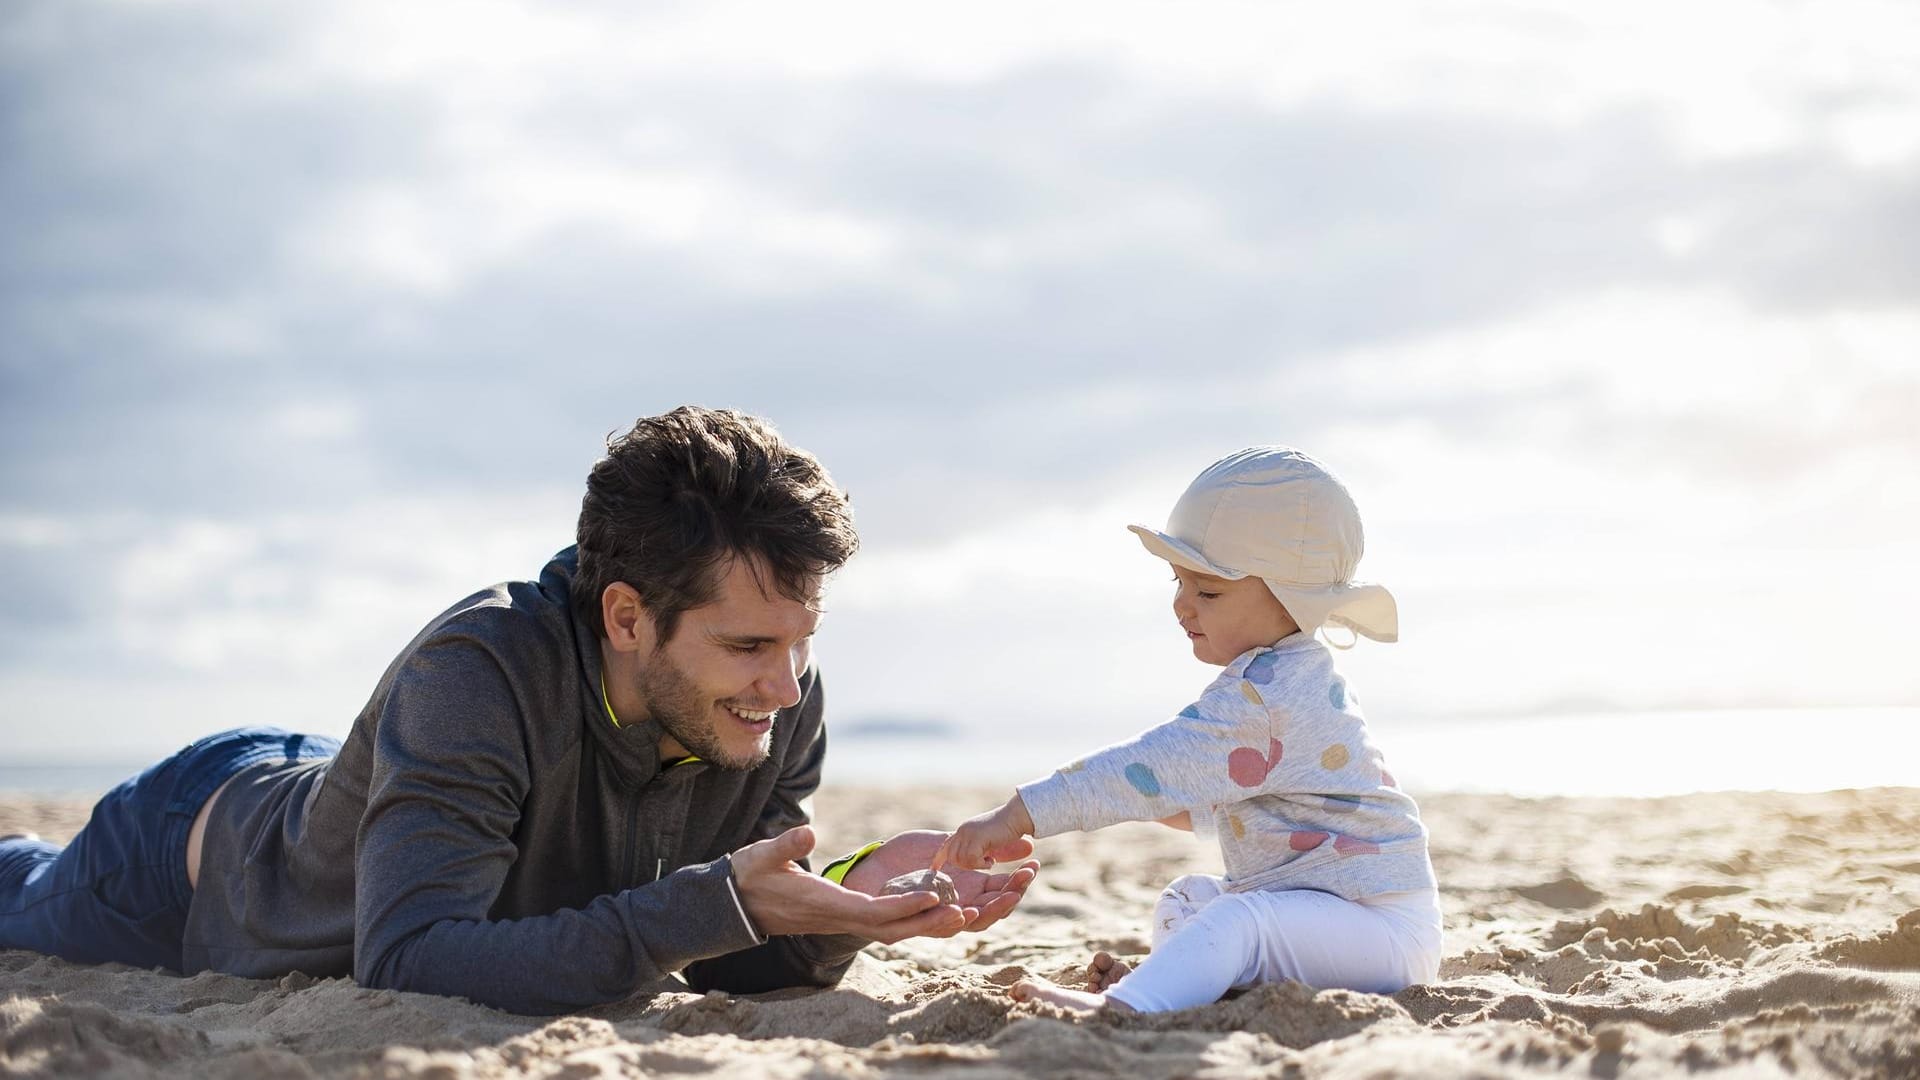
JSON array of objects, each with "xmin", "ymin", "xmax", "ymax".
[{"xmin": 1105, "ymin": 874, "xmax": 1445, "ymax": 1013}]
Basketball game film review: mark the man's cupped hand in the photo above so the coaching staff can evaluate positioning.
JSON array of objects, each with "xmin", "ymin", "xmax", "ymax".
[{"xmin": 731, "ymin": 826, "xmax": 1039, "ymax": 944}]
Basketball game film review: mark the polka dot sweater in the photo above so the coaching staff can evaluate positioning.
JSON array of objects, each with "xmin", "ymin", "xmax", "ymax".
[{"xmin": 1016, "ymin": 632, "xmax": 1437, "ymax": 902}]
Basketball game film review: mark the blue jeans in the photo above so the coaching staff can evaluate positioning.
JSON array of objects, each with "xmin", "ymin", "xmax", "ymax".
[{"xmin": 0, "ymin": 727, "xmax": 339, "ymax": 972}]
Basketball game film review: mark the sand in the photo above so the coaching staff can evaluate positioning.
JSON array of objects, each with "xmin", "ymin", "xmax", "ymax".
[{"xmin": 4, "ymin": 785, "xmax": 1919, "ymax": 1078}]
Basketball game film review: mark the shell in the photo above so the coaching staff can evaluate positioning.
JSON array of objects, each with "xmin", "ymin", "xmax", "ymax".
[{"xmin": 880, "ymin": 869, "xmax": 960, "ymax": 905}]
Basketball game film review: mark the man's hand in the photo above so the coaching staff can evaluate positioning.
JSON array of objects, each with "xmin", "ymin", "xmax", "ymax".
[
  {"xmin": 731, "ymin": 826, "xmax": 970, "ymax": 944},
  {"xmin": 929, "ymin": 794, "xmax": 1036, "ymax": 873},
  {"xmin": 841, "ymin": 830, "xmax": 1038, "ymax": 934}
]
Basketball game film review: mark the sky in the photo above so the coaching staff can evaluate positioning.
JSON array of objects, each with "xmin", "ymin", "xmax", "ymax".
[{"xmin": 2, "ymin": 1, "xmax": 1917, "ymax": 784}]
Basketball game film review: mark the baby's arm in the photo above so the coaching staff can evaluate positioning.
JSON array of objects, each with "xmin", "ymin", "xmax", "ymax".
[
  {"xmin": 936, "ymin": 681, "xmax": 1268, "ymax": 868},
  {"xmin": 933, "ymin": 793, "xmax": 1194, "ymax": 872},
  {"xmin": 1018, "ymin": 683, "xmax": 1272, "ymax": 839}
]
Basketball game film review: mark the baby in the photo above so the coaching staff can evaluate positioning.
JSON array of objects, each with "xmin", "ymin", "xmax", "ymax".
[{"xmin": 932, "ymin": 447, "xmax": 1442, "ymax": 1013}]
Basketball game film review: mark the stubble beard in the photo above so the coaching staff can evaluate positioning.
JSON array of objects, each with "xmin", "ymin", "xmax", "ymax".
[{"xmin": 635, "ymin": 650, "xmax": 774, "ymax": 772}]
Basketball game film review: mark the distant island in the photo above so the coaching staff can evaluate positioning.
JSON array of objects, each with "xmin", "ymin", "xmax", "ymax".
[{"xmin": 835, "ymin": 716, "xmax": 960, "ymax": 740}]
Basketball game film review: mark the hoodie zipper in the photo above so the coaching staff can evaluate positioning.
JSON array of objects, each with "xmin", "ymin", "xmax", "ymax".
[
  {"xmin": 622, "ymin": 792, "xmax": 642, "ymax": 888},
  {"xmin": 624, "ymin": 766, "xmax": 689, "ymax": 887}
]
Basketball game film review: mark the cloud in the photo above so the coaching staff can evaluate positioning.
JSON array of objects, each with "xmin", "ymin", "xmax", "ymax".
[{"xmin": 3, "ymin": 0, "xmax": 1918, "ymax": 763}]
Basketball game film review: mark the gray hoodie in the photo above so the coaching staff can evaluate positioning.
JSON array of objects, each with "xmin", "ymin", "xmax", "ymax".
[{"xmin": 182, "ymin": 548, "xmax": 863, "ymax": 1014}]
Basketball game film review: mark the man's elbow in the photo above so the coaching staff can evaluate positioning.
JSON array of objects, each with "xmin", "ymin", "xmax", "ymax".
[
  {"xmin": 353, "ymin": 924, "xmax": 451, "ymax": 998},
  {"xmin": 353, "ymin": 938, "xmax": 412, "ymax": 995}
]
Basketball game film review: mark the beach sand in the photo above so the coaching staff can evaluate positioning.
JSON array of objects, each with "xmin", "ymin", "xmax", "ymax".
[{"xmin": 4, "ymin": 785, "xmax": 1919, "ymax": 1078}]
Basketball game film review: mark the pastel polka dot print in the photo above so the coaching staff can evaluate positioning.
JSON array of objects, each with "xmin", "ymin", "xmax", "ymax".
[
  {"xmin": 1244, "ymin": 651, "xmax": 1278, "ymax": 682},
  {"xmin": 1124, "ymin": 762, "xmax": 1163, "ymax": 797},
  {"xmin": 1227, "ymin": 738, "xmax": 1284, "ymax": 788}
]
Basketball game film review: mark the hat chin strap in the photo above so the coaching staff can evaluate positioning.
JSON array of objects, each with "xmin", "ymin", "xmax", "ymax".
[{"xmin": 1316, "ymin": 624, "xmax": 1360, "ymax": 651}]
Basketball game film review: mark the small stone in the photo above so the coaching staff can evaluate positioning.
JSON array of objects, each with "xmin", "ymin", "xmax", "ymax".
[{"xmin": 881, "ymin": 869, "xmax": 959, "ymax": 905}]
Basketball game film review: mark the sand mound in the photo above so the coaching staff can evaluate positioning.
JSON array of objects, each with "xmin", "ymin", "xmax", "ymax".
[
  {"xmin": 1542, "ymin": 902, "xmax": 1801, "ymax": 960},
  {"xmin": 1818, "ymin": 909, "xmax": 1920, "ymax": 970},
  {"xmin": 2, "ymin": 997, "xmax": 209, "ymax": 1076},
  {"xmin": 5, "ymin": 786, "xmax": 1920, "ymax": 1078}
]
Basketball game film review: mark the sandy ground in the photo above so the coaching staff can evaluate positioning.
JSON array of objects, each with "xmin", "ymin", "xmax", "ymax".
[{"xmin": 4, "ymin": 785, "xmax": 1919, "ymax": 1078}]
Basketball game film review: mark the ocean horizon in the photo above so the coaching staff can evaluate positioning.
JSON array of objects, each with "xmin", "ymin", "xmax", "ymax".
[{"xmin": 3, "ymin": 705, "xmax": 1912, "ymax": 800}]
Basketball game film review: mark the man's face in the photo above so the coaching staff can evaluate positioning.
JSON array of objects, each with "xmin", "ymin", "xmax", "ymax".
[
  {"xmin": 1170, "ymin": 565, "xmax": 1298, "ymax": 666},
  {"xmin": 631, "ymin": 558, "xmax": 820, "ymax": 771}
]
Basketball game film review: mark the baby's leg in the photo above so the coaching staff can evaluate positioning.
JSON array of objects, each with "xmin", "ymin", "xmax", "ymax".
[
  {"xmin": 1089, "ymin": 873, "xmax": 1227, "ymax": 990},
  {"xmin": 1013, "ymin": 874, "xmax": 1229, "ymax": 1012},
  {"xmin": 1105, "ymin": 888, "xmax": 1419, "ymax": 1012},
  {"xmin": 1097, "ymin": 891, "xmax": 1268, "ymax": 1012},
  {"xmin": 1149, "ymin": 873, "xmax": 1227, "ymax": 948}
]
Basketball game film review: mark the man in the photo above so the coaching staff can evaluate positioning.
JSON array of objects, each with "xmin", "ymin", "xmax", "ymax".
[{"xmin": 0, "ymin": 407, "xmax": 1037, "ymax": 1014}]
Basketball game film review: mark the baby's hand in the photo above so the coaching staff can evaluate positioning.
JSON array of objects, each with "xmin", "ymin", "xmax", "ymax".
[{"xmin": 931, "ymin": 795, "xmax": 1036, "ymax": 872}]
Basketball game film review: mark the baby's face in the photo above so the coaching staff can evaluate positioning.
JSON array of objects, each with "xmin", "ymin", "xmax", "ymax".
[{"xmin": 1169, "ymin": 566, "xmax": 1299, "ymax": 665}]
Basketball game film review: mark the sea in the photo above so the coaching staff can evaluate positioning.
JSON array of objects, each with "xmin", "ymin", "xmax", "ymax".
[{"xmin": 6, "ymin": 707, "xmax": 1912, "ymax": 799}]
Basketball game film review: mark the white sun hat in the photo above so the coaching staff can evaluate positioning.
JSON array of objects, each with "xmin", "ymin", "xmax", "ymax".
[{"xmin": 1128, "ymin": 446, "xmax": 1398, "ymax": 643}]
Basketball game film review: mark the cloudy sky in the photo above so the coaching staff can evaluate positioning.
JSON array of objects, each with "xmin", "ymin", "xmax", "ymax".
[{"xmin": 3, "ymin": 1, "xmax": 1916, "ymax": 782}]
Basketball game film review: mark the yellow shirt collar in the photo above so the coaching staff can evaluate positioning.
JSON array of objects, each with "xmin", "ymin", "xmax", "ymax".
[{"xmin": 600, "ymin": 672, "xmax": 700, "ymax": 766}]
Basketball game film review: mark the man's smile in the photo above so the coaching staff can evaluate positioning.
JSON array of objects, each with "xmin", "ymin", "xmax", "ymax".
[{"xmin": 724, "ymin": 703, "xmax": 777, "ymax": 731}]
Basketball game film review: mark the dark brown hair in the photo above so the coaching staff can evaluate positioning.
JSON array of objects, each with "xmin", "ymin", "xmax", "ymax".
[{"xmin": 572, "ymin": 407, "xmax": 857, "ymax": 642}]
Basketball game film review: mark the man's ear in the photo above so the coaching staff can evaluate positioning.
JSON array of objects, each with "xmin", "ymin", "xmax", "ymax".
[{"xmin": 601, "ymin": 582, "xmax": 657, "ymax": 655}]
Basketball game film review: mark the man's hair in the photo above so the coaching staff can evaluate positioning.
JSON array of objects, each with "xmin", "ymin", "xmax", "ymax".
[{"xmin": 572, "ymin": 406, "xmax": 858, "ymax": 642}]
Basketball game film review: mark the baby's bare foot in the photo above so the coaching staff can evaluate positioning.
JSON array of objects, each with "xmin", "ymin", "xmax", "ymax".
[
  {"xmin": 1010, "ymin": 976, "xmax": 1130, "ymax": 1014},
  {"xmin": 1086, "ymin": 951, "xmax": 1133, "ymax": 992}
]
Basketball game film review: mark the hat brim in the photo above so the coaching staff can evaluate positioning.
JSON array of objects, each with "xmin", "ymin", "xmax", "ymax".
[
  {"xmin": 1127, "ymin": 525, "xmax": 1248, "ymax": 580},
  {"xmin": 1130, "ymin": 524, "xmax": 1398, "ymax": 643}
]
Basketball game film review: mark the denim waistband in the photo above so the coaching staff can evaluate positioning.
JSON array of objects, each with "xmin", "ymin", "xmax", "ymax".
[{"xmin": 157, "ymin": 728, "xmax": 340, "ymax": 912}]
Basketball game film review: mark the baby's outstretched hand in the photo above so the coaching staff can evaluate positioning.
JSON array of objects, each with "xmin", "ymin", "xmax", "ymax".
[{"xmin": 931, "ymin": 795, "xmax": 1036, "ymax": 872}]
